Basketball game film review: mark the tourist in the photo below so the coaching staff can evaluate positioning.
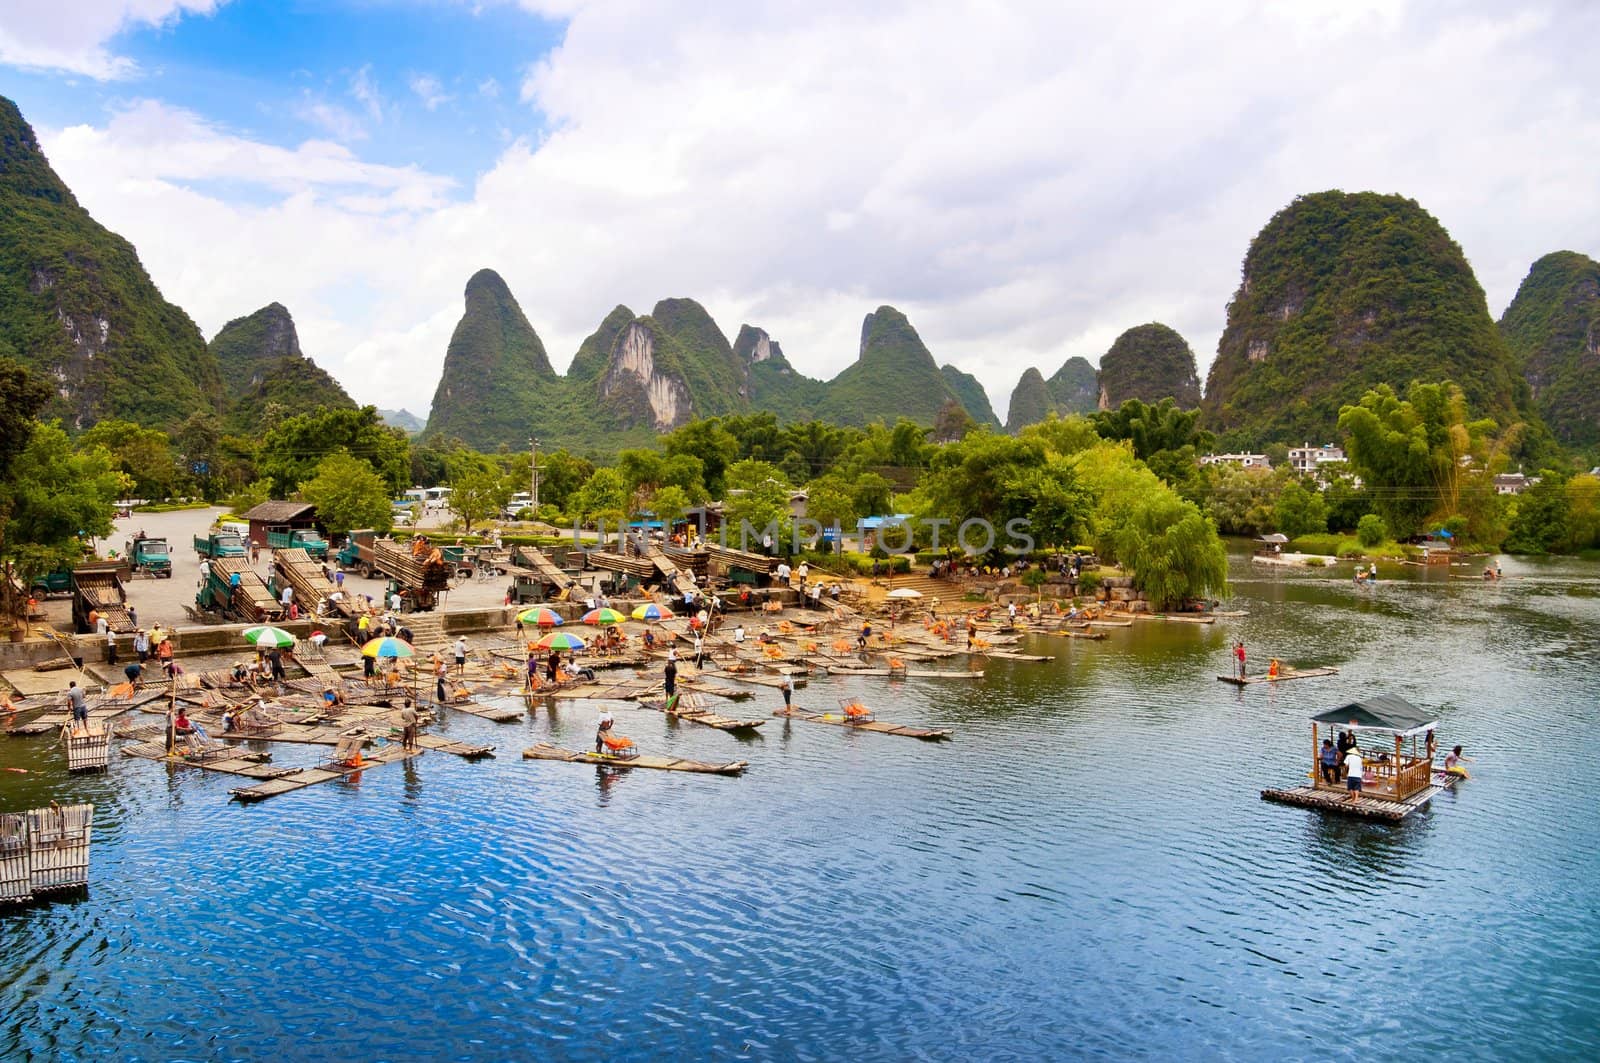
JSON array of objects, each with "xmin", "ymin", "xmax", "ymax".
[
  {"xmin": 1343, "ymin": 744, "xmax": 1365, "ymax": 801},
  {"xmin": 664, "ymin": 655, "xmax": 678, "ymax": 698},
  {"xmin": 1319, "ymin": 739, "xmax": 1339, "ymax": 784},
  {"xmin": 174, "ymin": 706, "xmax": 195, "ymax": 736},
  {"xmin": 595, "ymin": 707, "xmax": 614, "ymax": 754},
  {"xmin": 1444, "ymin": 745, "xmax": 1472, "ymax": 777},
  {"xmin": 733, "ymin": 624, "xmax": 745, "ymax": 644},
  {"xmin": 399, "ymin": 699, "xmax": 419, "ymax": 751},
  {"xmin": 642, "ymin": 629, "xmax": 656, "ymax": 650},
  {"xmin": 1267, "ymin": 658, "xmax": 1281, "ymax": 679},
  {"xmin": 454, "ymin": 636, "xmax": 468, "ymax": 675},
  {"xmin": 781, "ymin": 672, "xmax": 793, "ymax": 712},
  {"xmin": 1337, "ymin": 725, "xmax": 1359, "ymax": 779},
  {"xmin": 67, "ymin": 682, "xmax": 88, "ymax": 728},
  {"xmin": 1234, "ymin": 641, "xmax": 1246, "ymax": 679}
]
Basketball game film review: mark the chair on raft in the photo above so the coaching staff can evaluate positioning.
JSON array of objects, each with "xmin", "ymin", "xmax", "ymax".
[
  {"xmin": 837, "ymin": 698, "xmax": 875, "ymax": 723},
  {"xmin": 596, "ymin": 730, "xmax": 639, "ymax": 760},
  {"xmin": 324, "ymin": 731, "xmax": 368, "ymax": 770}
]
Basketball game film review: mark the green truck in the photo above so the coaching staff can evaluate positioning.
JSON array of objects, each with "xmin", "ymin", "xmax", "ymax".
[
  {"xmin": 124, "ymin": 536, "xmax": 173, "ymax": 577},
  {"xmin": 193, "ymin": 531, "xmax": 247, "ymax": 560},
  {"xmin": 30, "ymin": 569, "xmax": 73, "ymax": 597},
  {"xmin": 266, "ymin": 527, "xmax": 329, "ymax": 560}
]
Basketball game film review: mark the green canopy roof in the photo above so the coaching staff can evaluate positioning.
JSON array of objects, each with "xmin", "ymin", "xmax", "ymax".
[{"xmin": 1312, "ymin": 695, "xmax": 1437, "ymax": 734}]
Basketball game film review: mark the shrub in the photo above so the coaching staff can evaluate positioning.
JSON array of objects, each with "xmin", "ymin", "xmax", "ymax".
[
  {"xmin": 1077, "ymin": 571, "xmax": 1101, "ymax": 594},
  {"xmin": 1288, "ymin": 533, "xmax": 1343, "ymax": 556},
  {"xmin": 1357, "ymin": 514, "xmax": 1388, "ymax": 547},
  {"xmin": 1305, "ymin": 556, "xmax": 1325, "ymax": 567}
]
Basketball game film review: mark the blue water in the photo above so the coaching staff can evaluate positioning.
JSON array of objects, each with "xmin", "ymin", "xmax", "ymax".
[{"xmin": 3, "ymin": 553, "xmax": 1598, "ymax": 1061}]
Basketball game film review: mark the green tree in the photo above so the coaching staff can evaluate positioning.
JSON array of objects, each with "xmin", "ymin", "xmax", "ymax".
[
  {"xmin": 802, "ymin": 473, "xmax": 859, "ymax": 531},
  {"xmin": 1356, "ymin": 514, "xmax": 1388, "ymax": 547},
  {"xmin": 259, "ymin": 406, "xmax": 410, "ymax": 497},
  {"xmin": 723, "ymin": 460, "xmax": 791, "ymax": 548},
  {"xmin": 447, "ymin": 453, "xmax": 513, "ymax": 532},
  {"xmin": 0, "ymin": 358, "xmax": 50, "ymax": 482},
  {"xmin": 1338, "ymin": 381, "xmax": 1495, "ymax": 539},
  {"xmin": 663, "ymin": 419, "xmax": 740, "ymax": 497},
  {"xmin": 535, "ymin": 449, "xmax": 595, "ymax": 516},
  {"xmin": 851, "ymin": 472, "xmax": 894, "ymax": 519},
  {"xmin": 1274, "ymin": 480, "xmax": 1329, "ymax": 538},
  {"xmin": 571, "ymin": 467, "xmax": 629, "ymax": 525},
  {"xmin": 78, "ymin": 418, "xmax": 180, "ymax": 500},
  {"xmin": 1018, "ymin": 414, "xmax": 1102, "ymax": 456},
  {"xmin": 3, "ymin": 423, "xmax": 129, "ymax": 610},
  {"xmin": 1202, "ymin": 463, "xmax": 1280, "ymax": 536},
  {"xmin": 226, "ymin": 478, "xmax": 274, "ymax": 514},
  {"xmin": 1071, "ymin": 444, "xmax": 1228, "ymax": 607},
  {"xmin": 1504, "ymin": 476, "xmax": 1570, "ymax": 554},
  {"xmin": 299, "ymin": 452, "xmax": 393, "ymax": 537}
]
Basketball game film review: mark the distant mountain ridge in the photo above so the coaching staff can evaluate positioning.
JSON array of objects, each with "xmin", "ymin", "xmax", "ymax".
[
  {"xmin": 0, "ymin": 93, "xmax": 221, "ymax": 428},
  {"xmin": 422, "ymin": 277, "xmax": 1003, "ymax": 451},
  {"xmin": 1003, "ymin": 325, "xmax": 1198, "ymax": 433},
  {"xmin": 1200, "ymin": 190, "xmax": 1523, "ymax": 442},
  {"xmin": 1499, "ymin": 250, "xmax": 1600, "ymax": 446},
  {"xmin": 210, "ymin": 302, "xmax": 354, "ymax": 432}
]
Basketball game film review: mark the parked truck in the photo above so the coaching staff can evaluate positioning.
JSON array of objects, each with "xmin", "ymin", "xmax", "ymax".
[
  {"xmin": 124, "ymin": 536, "xmax": 173, "ymax": 577},
  {"xmin": 193, "ymin": 531, "xmax": 247, "ymax": 560},
  {"xmin": 265, "ymin": 526, "xmax": 329, "ymax": 560},
  {"xmin": 336, "ymin": 530, "xmax": 449, "ymax": 609}
]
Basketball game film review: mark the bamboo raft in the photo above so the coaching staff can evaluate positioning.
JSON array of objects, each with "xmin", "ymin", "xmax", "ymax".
[
  {"xmin": 1261, "ymin": 777, "xmax": 1454, "ymax": 822},
  {"xmin": 824, "ymin": 665, "xmax": 986, "ymax": 679},
  {"xmin": 772, "ymin": 707, "xmax": 953, "ymax": 740},
  {"xmin": 639, "ymin": 694, "xmax": 766, "ymax": 733},
  {"xmin": 1, "ymin": 804, "xmax": 94, "ymax": 904},
  {"xmin": 61, "ymin": 724, "xmax": 112, "ymax": 772},
  {"xmin": 521, "ymin": 742, "xmax": 748, "ymax": 775},
  {"xmin": 1218, "ymin": 667, "xmax": 1340, "ymax": 686},
  {"xmin": 1058, "ymin": 630, "xmax": 1106, "ymax": 640},
  {"xmin": 1131, "ymin": 612, "xmax": 1215, "ymax": 624}
]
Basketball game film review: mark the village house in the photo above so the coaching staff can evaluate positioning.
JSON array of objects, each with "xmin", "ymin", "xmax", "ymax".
[{"xmin": 1199, "ymin": 452, "xmax": 1271, "ymax": 469}]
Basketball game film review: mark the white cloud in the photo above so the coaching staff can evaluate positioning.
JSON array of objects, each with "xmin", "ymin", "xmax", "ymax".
[
  {"xmin": 294, "ymin": 94, "xmax": 367, "ymax": 143},
  {"xmin": 478, "ymin": 76, "xmax": 500, "ymax": 98},
  {"xmin": 33, "ymin": 0, "xmax": 1600, "ymax": 422},
  {"xmin": 408, "ymin": 73, "xmax": 454, "ymax": 111},
  {"xmin": 350, "ymin": 64, "xmax": 385, "ymax": 122},
  {"xmin": 0, "ymin": 0, "xmax": 223, "ymax": 79}
]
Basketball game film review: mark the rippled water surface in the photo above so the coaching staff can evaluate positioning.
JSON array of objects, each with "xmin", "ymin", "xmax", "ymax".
[{"xmin": 4, "ymin": 551, "xmax": 1599, "ymax": 1061}]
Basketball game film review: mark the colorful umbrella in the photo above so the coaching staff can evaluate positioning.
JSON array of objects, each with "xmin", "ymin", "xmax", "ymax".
[
  {"xmin": 516, "ymin": 606, "xmax": 563, "ymax": 627},
  {"xmin": 534, "ymin": 631, "xmax": 587, "ymax": 651},
  {"xmin": 630, "ymin": 604, "xmax": 675, "ymax": 621},
  {"xmin": 361, "ymin": 636, "xmax": 416, "ymax": 658},
  {"xmin": 581, "ymin": 607, "xmax": 627, "ymax": 626},
  {"xmin": 886, "ymin": 587, "xmax": 923, "ymax": 599},
  {"xmin": 242, "ymin": 625, "xmax": 296, "ymax": 648}
]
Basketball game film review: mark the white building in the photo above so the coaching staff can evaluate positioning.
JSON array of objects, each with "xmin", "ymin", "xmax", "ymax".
[
  {"xmin": 1287, "ymin": 443, "xmax": 1346, "ymax": 479},
  {"xmin": 1199, "ymin": 452, "xmax": 1271, "ymax": 469},
  {"xmin": 1494, "ymin": 472, "xmax": 1539, "ymax": 495}
]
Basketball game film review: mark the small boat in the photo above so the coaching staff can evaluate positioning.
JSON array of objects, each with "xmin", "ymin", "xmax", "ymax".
[
  {"xmin": 521, "ymin": 741, "xmax": 748, "ymax": 775},
  {"xmin": 773, "ymin": 707, "xmax": 952, "ymax": 741},
  {"xmin": 639, "ymin": 693, "xmax": 766, "ymax": 733},
  {"xmin": 1218, "ymin": 667, "xmax": 1339, "ymax": 686}
]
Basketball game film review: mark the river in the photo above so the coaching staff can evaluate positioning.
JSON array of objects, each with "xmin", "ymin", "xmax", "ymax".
[{"xmin": 2, "ymin": 548, "xmax": 1597, "ymax": 1061}]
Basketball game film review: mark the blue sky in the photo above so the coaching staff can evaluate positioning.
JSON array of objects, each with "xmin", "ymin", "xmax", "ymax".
[
  {"xmin": 6, "ymin": 1, "xmax": 565, "ymax": 187},
  {"xmin": 2, "ymin": 2, "xmax": 1596, "ymax": 417}
]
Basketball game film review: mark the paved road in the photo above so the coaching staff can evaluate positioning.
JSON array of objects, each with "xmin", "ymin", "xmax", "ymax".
[{"xmin": 38, "ymin": 508, "xmax": 516, "ymax": 636}]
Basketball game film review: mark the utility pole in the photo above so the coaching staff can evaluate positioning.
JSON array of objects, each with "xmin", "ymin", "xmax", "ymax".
[{"xmin": 530, "ymin": 436, "xmax": 541, "ymax": 517}]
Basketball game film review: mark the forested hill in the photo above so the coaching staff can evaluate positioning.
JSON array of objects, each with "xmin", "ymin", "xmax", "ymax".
[
  {"xmin": 422, "ymin": 292, "xmax": 1001, "ymax": 449},
  {"xmin": 1200, "ymin": 190, "xmax": 1523, "ymax": 442},
  {"xmin": 1499, "ymin": 250, "xmax": 1600, "ymax": 447},
  {"xmin": 0, "ymin": 94, "xmax": 222, "ymax": 428},
  {"xmin": 211, "ymin": 302, "xmax": 354, "ymax": 433},
  {"xmin": 1098, "ymin": 323, "xmax": 1201, "ymax": 409}
]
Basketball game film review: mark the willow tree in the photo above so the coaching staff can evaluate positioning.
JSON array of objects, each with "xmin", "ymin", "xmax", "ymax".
[{"xmin": 1070, "ymin": 443, "xmax": 1228, "ymax": 607}]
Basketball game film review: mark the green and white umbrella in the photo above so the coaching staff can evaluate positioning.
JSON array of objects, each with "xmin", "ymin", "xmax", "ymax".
[{"xmin": 242, "ymin": 625, "xmax": 296, "ymax": 649}]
